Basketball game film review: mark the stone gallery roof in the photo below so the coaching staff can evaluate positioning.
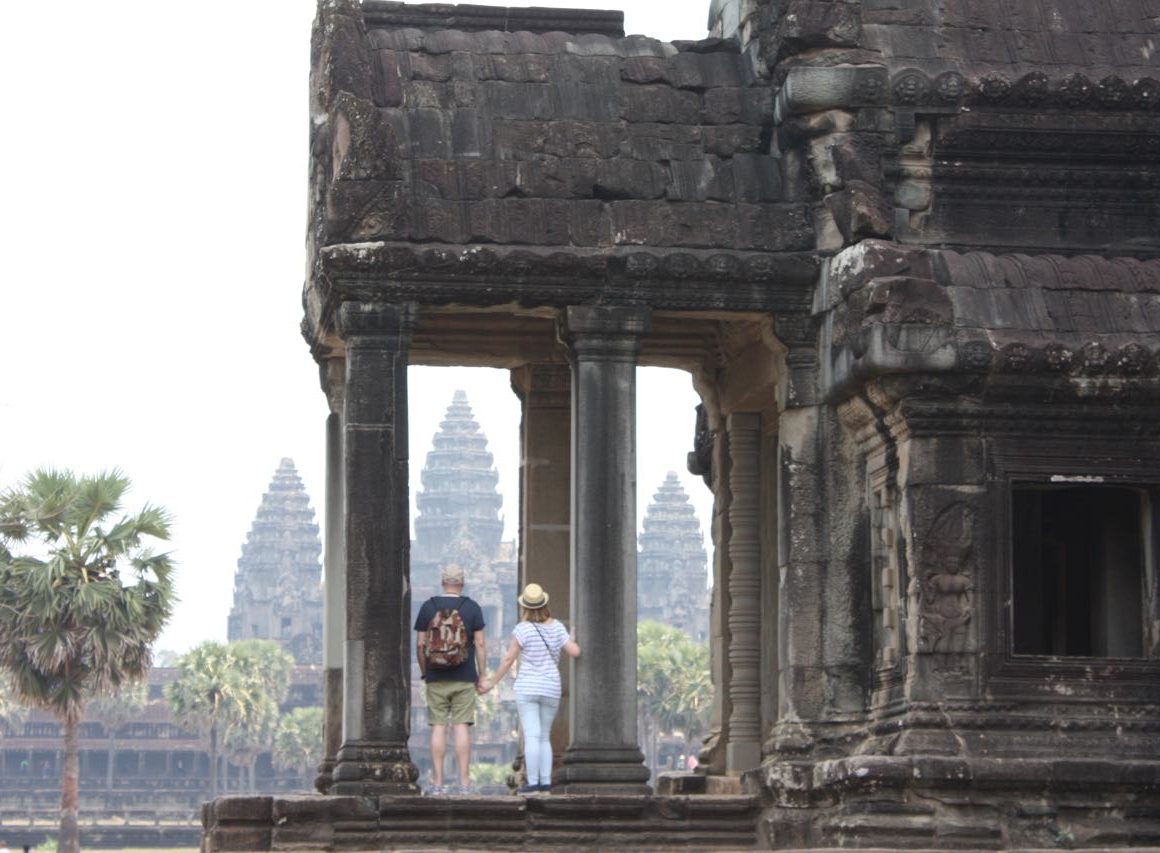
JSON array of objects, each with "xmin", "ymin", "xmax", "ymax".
[
  {"xmin": 314, "ymin": 2, "xmax": 818, "ymax": 316},
  {"xmin": 822, "ymin": 242, "xmax": 1160, "ymax": 397},
  {"xmin": 860, "ymin": 0, "xmax": 1160, "ymax": 84}
]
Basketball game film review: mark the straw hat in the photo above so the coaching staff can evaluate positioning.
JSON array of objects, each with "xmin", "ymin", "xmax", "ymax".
[{"xmin": 518, "ymin": 583, "xmax": 549, "ymax": 609}]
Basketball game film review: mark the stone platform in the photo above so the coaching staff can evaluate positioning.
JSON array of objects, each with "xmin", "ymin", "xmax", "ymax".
[{"xmin": 202, "ymin": 792, "xmax": 761, "ymax": 850}]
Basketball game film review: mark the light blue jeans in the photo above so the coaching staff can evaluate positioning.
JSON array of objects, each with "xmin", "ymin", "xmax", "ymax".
[{"xmin": 515, "ymin": 693, "xmax": 560, "ymax": 786}]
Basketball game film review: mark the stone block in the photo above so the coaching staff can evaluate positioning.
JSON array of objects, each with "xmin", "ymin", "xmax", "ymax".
[
  {"xmin": 415, "ymin": 198, "xmax": 469, "ymax": 242},
  {"xmin": 493, "ymin": 120, "xmax": 549, "ymax": 159},
  {"xmin": 596, "ymin": 159, "xmax": 668, "ymax": 200},
  {"xmin": 545, "ymin": 121, "xmax": 625, "ymax": 158},
  {"xmin": 627, "ymin": 123, "xmax": 703, "ymax": 161},
  {"xmin": 703, "ymin": 87, "xmax": 743, "ymax": 124},
  {"xmin": 736, "ymin": 203, "xmax": 814, "ymax": 251},
  {"xmin": 702, "ymin": 124, "xmax": 764, "ymax": 156},
  {"xmin": 412, "ymin": 159, "xmax": 457, "ymax": 198},
  {"xmin": 824, "ymin": 180, "xmax": 893, "ymax": 242},
  {"xmin": 482, "ymin": 81, "xmax": 555, "ymax": 119},
  {"xmin": 408, "ymin": 108, "xmax": 451, "ymax": 157},
  {"xmin": 621, "ymin": 85, "xmax": 703, "ymax": 124},
  {"xmin": 555, "ymin": 80, "xmax": 623, "ymax": 121},
  {"xmin": 371, "ymin": 50, "xmax": 405, "ymax": 107},
  {"xmin": 621, "ymin": 55, "xmax": 669, "ymax": 84},
  {"xmin": 450, "ymin": 109, "xmax": 489, "ymax": 157},
  {"xmin": 830, "ymin": 134, "xmax": 883, "ymax": 187},
  {"xmin": 667, "ymin": 158, "xmax": 733, "ymax": 201},
  {"xmin": 327, "ymin": 180, "xmax": 410, "ymax": 242},
  {"xmin": 730, "ymin": 153, "xmax": 783, "ymax": 202},
  {"xmin": 210, "ymin": 796, "xmax": 274, "ymax": 823},
  {"xmin": 898, "ymin": 436, "xmax": 986, "ymax": 486},
  {"xmin": 669, "ymin": 52, "xmax": 744, "ymax": 89}
]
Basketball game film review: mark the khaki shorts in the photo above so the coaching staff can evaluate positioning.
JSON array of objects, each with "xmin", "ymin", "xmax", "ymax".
[{"xmin": 426, "ymin": 680, "xmax": 476, "ymax": 726}]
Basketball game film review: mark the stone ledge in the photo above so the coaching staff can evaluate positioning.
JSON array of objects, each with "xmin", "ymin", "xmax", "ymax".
[{"xmin": 202, "ymin": 792, "xmax": 761, "ymax": 851}]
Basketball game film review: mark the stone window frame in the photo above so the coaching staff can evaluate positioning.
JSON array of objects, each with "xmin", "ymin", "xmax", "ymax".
[{"xmin": 985, "ymin": 439, "xmax": 1160, "ymax": 702}]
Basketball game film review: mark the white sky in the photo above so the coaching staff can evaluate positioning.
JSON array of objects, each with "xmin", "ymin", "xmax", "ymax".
[{"xmin": 0, "ymin": 0, "xmax": 715, "ymax": 654}]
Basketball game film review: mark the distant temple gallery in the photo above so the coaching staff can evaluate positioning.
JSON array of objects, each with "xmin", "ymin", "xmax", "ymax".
[{"xmin": 204, "ymin": 0, "xmax": 1160, "ymax": 848}]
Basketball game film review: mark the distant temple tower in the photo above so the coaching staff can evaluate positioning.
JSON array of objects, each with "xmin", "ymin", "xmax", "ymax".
[
  {"xmin": 413, "ymin": 390, "xmax": 515, "ymax": 638},
  {"xmin": 638, "ymin": 472, "xmax": 709, "ymax": 642},
  {"xmin": 227, "ymin": 458, "xmax": 323, "ymax": 664}
]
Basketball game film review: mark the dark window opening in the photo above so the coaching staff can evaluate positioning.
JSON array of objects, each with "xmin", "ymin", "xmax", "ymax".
[{"xmin": 1013, "ymin": 485, "xmax": 1144, "ymax": 657}]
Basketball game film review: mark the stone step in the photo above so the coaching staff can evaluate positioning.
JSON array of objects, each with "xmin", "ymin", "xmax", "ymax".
[{"xmin": 204, "ymin": 792, "xmax": 761, "ymax": 850}]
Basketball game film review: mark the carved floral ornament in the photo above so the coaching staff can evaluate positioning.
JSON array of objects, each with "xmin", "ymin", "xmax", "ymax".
[{"xmin": 780, "ymin": 66, "xmax": 1160, "ymax": 114}]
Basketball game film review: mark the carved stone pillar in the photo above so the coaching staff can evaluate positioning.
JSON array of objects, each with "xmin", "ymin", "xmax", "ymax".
[
  {"xmin": 331, "ymin": 302, "xmax": 419, "ymax": 794},
  {"xmin": 511, "ymin": 363, "xmax": 572, "ymax": 760},
  {"xmin": 725, "ymin": 413, "xmax": 762, "ymax": 773},
  {"xmin": 316, "ymin": 359, "xmax": 345, "ymax": 793},
  {"xmin": 557, "ymin": 305, "xmax": 651, "ymax": 794}
]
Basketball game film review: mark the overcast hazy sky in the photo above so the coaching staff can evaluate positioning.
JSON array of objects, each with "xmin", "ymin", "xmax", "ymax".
[{"xmin": 1, "ymin": 0, "xmax": 716, "ymax": 654}]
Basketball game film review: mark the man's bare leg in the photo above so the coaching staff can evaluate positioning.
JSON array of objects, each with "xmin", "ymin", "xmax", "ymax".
[
  {"xmin": 430, "ymin": 724, "xmax": 448, "ymax": 786},
  {"xmin": 453, "ymin": 723, "xmax": 472, "ymax": 787}
]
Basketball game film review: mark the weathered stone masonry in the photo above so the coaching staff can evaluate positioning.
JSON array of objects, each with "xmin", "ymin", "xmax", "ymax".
[{"xmin": 205, "ymin": 0, "xmax": 1160, "ymax": 847}]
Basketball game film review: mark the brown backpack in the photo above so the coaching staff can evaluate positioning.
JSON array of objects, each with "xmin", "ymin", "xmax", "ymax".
[{"xmin": 425, "ymin": 601, "xmax": 470, "ymax": 670}]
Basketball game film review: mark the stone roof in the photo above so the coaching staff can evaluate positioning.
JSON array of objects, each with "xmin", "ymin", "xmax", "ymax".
[
  {"xmin": 821, "ymin": 242, "xmax": 1160, "ymax": 397},
  {"xmin": 861, "ymin": 0, "xmax": 1160, "ymax": 83},
  {"xmin": 332, "ymin": 23, "xmax": 807, "ymax": 255}
]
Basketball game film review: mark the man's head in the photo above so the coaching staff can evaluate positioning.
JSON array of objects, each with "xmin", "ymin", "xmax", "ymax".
[{"xmin": 441, "ymin": 563, "xmax": 465, "ymax": 590}]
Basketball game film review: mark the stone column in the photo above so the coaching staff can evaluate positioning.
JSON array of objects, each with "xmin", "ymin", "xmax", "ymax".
[
  {"xmin": 511, "ymin": 363, "xmax": 572, "ymax": 759},
  {"xmin": 331, "ymin": 301, "xmax": 419, "ymax": 794},
  {"xmin": 725, "ymin": 413, "xmax": 762, "ymax": 773},
  {"xmin": 557, "ymin": 305, "xmax": 651, "ymax": 794},
  {"xmin": 316, "ymin": 359, "xmax": 345, "ymax": 793}
]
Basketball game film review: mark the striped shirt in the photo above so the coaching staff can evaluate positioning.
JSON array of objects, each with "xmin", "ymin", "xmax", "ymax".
[{"xmin": 512, "ymin": 619, "xmax": 570, "ymax": 699}]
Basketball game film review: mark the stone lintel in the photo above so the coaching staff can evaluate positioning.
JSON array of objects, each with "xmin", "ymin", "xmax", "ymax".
[{"xmin": 362, "ymin": 2, "xmax": 625, "ymax": 36}]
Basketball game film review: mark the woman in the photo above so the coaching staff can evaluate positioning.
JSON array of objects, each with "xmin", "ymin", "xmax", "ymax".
[{"xmin": 483, "ymin": 582, "xmax": 580, "ymax": 793}]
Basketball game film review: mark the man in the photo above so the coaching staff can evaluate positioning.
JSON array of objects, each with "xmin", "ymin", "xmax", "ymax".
[{"xmin": 414, "ymin": 563, "xmax": 487, "ymax": 795}]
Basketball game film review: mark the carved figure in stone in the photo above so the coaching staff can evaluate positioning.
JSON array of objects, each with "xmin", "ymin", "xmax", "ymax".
[
  {"xmin": 687, "ymin": 403, "xmax": 714, "ymax": 487},
  {"xmin": 914, "ymin": 502, "xmax": 976, "ymax": 653}
]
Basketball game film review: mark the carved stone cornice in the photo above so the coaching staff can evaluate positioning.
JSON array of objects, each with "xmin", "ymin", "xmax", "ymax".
[
  {"xmin": 336, "ymin": 301, "xmax": 417, "ymax": 342},
  {"xmin": 317, "ymin": 243, "xmax": 818, "ymax": 316},
  {"xmin": 775, "ymin": 64, "xmax": 1160, "ymax": 120}
]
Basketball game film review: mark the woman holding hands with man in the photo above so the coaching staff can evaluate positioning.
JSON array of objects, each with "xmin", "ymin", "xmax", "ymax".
[{"xmin": 480, "ymin": 583, "xmax": 580, "ymax": 794}]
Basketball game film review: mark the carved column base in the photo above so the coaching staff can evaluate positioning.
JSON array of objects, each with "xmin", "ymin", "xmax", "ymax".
[
  {"xmin": 555, "ymin": 746, "xmax": 650, "ymax": 794},
  {"xmin": 331, "ymin": 743, "xmax": 419, "ymax": 795},
  {"xmin": 726, "ymin": 740, "xmax": 761, "ymax": 775},
  {"xmin": 314, "ymin": 758, "xmax": 335, "ymax": 794}
]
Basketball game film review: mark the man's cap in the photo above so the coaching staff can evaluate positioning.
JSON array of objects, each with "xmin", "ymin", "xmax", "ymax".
[{"xmin": 441, "ymin": 564, "xmax": 465, "ymax": 585}]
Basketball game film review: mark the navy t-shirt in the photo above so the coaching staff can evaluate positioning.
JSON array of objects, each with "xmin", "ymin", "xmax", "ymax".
[{"xmin": 414, "ymin": 595, "xmax": 485, "ymax": 682}]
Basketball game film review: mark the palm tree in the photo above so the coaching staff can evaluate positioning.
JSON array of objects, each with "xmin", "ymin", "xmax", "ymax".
[
  {"xmin": 272, "ymin": 706, "xmax": 324, "ymax": 786},
  {"xmin": 0, "ymin": 674, "xmax": 28, "ymax": 739},
  {"xmin": 166, "ymin": 642, "xmax": 262, "ymax": 799},
  {"xmin": 636, "ymin": 621, "xmax": 712, "ymax": 777},
  {"xmin": 0, "ymin": 468, "xmax": 175, "ymax": 853},
  {"xmin": 223, "ymin": 640, "xmax": 293, "ymax": 792},
  {"xmin": 88, "ymin": 680, "xmax": 149, "ymax": 804}
]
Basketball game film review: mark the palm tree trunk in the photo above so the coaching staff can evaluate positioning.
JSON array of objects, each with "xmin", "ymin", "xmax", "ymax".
[
  {"xmin": 209, "ymin": 723, "xmax": 219, "ymax": 800},
  {"xmin": 106, "ymin": 734, "xmax": 116, "ymax": 801},
  {"xmin": 59, "ymin": 715, "xmax": 81, "ymax": 853}
]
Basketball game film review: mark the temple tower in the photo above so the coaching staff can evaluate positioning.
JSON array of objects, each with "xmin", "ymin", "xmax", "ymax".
[
  {"xmin": 227, "ymin": 458, "xmax": 323, "ymax": 665},
  {"xmin": 413, "ymin": 390, "xmax": 514, "ymax": 637},
  {"xmin": 638, "ymin": 472, "xmax": 709, "ymax": 642}
]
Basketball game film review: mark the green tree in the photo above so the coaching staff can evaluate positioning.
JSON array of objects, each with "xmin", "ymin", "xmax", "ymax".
[
  {"xmin": 166, "ymin": 642, "xmax": 261, "ymax": 799},
  {"xmin": 272, "ymin": 705, "xmax": 324, "ymax": 784},
  {"xmin": 0, "ymin": 674, "xmax": 28, "ymax": 738},
  {"xmin": 224, "ymin": 640, "xmax": 294, "ymax": 791},
  {"xmin": 636, "ymin": 621, "xmax": 712, "ymax": 778},
  {"xmin": 0, "ymin": 469, "xmax": 175, "ymax": 853},
  {"xmin": 88, "ymin": 680, "xmax": 149, "ymax": 801}
]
